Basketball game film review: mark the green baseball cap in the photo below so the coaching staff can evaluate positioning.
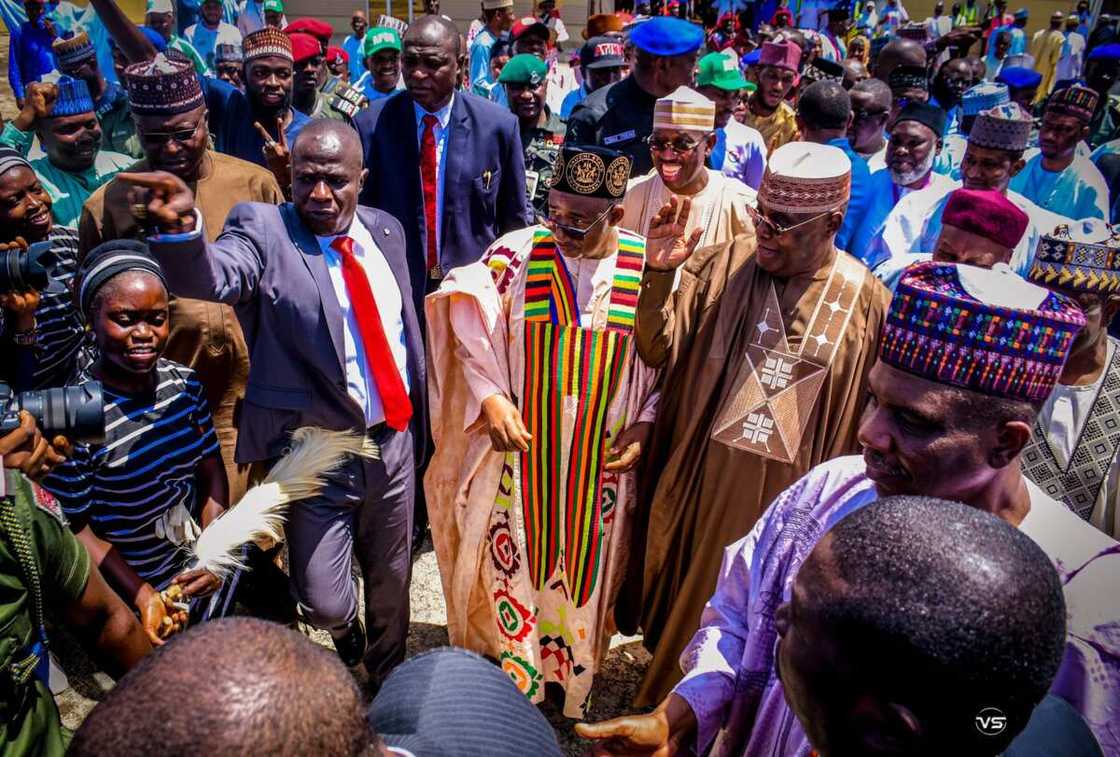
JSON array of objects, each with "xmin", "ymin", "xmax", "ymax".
[
  {"xmin": 498, "ymin": 53, "xmax": 548, "ymax": 86},
  {"xmin": 697, "ymin": 51, "xmax": 750, "ymax": 91},
  {"xmin": 363, "ymin": 26, "xmax": 402, "ymax": 57},
  {"xmin": 262, "ymin": 0, "xmax": 283, "ymax": 12}
]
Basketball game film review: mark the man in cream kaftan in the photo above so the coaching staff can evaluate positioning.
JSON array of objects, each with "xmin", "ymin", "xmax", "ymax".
[{"xmin": 425, "ymin": 146, "xmax": 659, "ymax": 716}]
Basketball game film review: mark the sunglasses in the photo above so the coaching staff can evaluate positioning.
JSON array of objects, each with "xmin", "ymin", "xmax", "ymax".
[
  {"xmin": 747, "ymin": 205, "xmax": 834, "ymax": 237},
  {"xmin": 648, "ymin": 135, "xmax": 704, "ymax": 154},
  {"xmin": 538, "ymin": 205, "xmax": 613, "ymax": 239},
  {"xmin": 140, "ymin": 121, "xmax": 203, "ymax": 146}
]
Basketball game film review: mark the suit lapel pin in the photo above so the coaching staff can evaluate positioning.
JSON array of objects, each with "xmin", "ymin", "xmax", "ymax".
[
  {"xmin": 483, "ymin": 169, "xmax": 492, "ymax": 190},
  {"xmin": 383, "ymin": 227, "xmax": 390, "ymax": 236}
]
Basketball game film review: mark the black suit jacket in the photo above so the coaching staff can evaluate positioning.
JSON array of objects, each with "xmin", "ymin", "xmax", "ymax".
[
  {"xmin": 354, "ymin": 90, "xmax": 532, "ymax": 309},
  {"xmin": 150, "ymin": 203, "xmax": 427, "ymax": 466}
]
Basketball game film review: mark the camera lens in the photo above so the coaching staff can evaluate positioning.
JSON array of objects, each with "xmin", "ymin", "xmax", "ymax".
[
  {"xmin": 0, "ymin": 242, "xmax": 53, "ymax": 294},
  {"xmin": 15, "ymin": 383, "xmax": 106, "ymax": 444}
]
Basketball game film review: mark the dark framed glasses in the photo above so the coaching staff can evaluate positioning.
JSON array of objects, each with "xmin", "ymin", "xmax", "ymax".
[
  {"xmin": 648, "ymin": 135, "xmax": 704, "ymax": 154},
  {"xmin": 538, "ymin": 205, "xmax": 613, "ymax": 239},
  {"xmin": 140, "ymin": 120, "xmax": 203, "ymax": 146}
]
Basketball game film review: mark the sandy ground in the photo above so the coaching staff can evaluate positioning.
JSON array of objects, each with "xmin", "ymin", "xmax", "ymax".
[{"xmin": 49, "ymin": 538, "xmax": 652, "ymax": 755}]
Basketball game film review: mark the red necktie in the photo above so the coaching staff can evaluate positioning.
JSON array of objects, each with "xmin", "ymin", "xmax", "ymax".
[
  {"xmin": 420, "ymin": 113, "xmax": 439, "ymax": 273},
  {"xmin": 330, "ymin": 235, "xmax": 413, "ymax": 432}
]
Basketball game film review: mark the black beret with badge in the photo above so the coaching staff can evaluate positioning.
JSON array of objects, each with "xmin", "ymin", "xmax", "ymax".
[{"xmin": 550, "ymin": 145, "xmax": 632, "ymax": 200}]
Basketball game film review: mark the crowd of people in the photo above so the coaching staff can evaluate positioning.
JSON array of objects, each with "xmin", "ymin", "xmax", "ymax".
[{"xmin": 0, "ymin": 0, "xmax": 1119, "ymax": 754}]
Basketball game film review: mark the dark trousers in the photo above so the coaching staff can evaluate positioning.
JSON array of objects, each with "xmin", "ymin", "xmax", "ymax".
[{"xmin": 286, "ymin": 425, "xmax": 414, "ymax": 687}]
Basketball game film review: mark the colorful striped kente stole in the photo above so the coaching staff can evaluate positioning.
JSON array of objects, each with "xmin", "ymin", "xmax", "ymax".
[{"xmin": 519, "ymin": 228, "xmax": 644, "ymax": 607}]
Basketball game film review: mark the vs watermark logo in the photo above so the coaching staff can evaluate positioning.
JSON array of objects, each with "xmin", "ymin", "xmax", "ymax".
[{"xmin": 975, "ymin": 707, "xmax": 1007, "ymax": 736}]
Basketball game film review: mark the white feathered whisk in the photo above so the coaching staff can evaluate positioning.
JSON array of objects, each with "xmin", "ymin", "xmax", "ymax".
[{"xmin": 188, "ymin": 427, "xmax": 378, "ymax": 579}]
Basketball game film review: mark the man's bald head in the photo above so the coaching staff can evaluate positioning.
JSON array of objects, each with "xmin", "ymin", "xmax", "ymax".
[
  {"xmin": 70, "ymin": 618, "xmax": 375, "ymax": 755},
  {"xmin": 292, "ymin": 117, "xmax": 363, "ymax": 171},
  {"xmin": 875, "ymin": 38, "xmax": 927, "ymax": 82},
  {"xmin": 290, "ymin": 118, "xmax": 368, "ymax": 235},
  {"xmin": 780, "ymin": 495, "xmax": 1067, "ymax": 756},
  {"xmin": 851, "ymin": 76, "xmax": 892, "ymax": 109},
  {"xmin": 404, "ymin": 13, "xmax": 461, "ymax": 57}
]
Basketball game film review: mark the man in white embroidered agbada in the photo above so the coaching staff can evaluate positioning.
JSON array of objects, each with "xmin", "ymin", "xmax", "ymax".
[{"xmin": 423, "ymin": 145, "xmax": 660, "ymax": 716}]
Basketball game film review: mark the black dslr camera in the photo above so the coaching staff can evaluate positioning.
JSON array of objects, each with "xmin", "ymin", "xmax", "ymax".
[
  {"xmin": 0, "ymin": 239, "xmax": 59, "ymax": 294},
  {"xmin": 1, "ymin": 239, "xmax": 105, "ymax": 444},
  {"xmin": 0, "ymin": 382, "xmax": 106, "ymax": 445}
]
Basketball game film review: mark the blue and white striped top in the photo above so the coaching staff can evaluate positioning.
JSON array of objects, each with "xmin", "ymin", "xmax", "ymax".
[
  {"xmin": 43, "ymin": 360, "xmax": 221, "ymax": 589},
  {"xmin": 0, "ymin": 226, "xmax": 94, "ymax": 390}
]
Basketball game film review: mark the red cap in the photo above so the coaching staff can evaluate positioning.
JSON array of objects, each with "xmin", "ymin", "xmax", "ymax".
[
  {"xmin": 284, "ymin": 18, "xmax": 333, "ymax": 47},
  {"xmin": 288, "ymin": 32, "xmax": 322, "ymax": 64},
  {"xmin": 511, "ymin": 17, "xmax": 550, "ymax": 42},
  {"xmin": 942, "ymin": 188, "xmax": 1029, "ymax": 249},
  {"xmin": 326, "ymin": 45, "xmax": 348, "ymax": 64}
]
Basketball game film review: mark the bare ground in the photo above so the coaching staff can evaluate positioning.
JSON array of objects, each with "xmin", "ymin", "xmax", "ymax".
[{"xmin": 49, "ymin": 538, "xmax": 650, "ymax": 755}]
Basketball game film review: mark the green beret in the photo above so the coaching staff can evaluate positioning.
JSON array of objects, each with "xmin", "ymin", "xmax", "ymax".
[{"xmin": 498, "ymin": 53, "xmax": 548, "ymax": 86}]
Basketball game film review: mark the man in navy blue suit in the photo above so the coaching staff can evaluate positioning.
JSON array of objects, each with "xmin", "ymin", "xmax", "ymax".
[{"xmin": 354, "ymin": 14, "xmax": 531, "ymax": 312}]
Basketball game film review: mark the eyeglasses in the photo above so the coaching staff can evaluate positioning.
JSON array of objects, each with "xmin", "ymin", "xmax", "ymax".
[
  {"xmin": 648, "ymin": 135, "xmax": 704, "ymax": 154},
  {"xmin": 747, "ymin": 205, "xmax": 834, "ymax": 237},
  {"xmin": 538, "ymin": 205, "xmax": 613, "ymax": 239},
  {"xmin": 140, "ymin": 121, "xmax": 203, "ymax": 146},
  {"xmin": 852, "ymin": 108, "xmax": 889, "ymax": 123}
]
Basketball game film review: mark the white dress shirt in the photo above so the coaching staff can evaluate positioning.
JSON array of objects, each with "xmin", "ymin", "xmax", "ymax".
[
  {"xmin": 318, "ymin": 216, "xmax": 410, "ymax": 428},
  {"xmin": 414, "ymin": 93, "xmax": 455, "ymax": 263}
]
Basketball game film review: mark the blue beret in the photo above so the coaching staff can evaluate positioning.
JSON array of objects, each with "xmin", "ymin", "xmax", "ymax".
[
  {"xmin": 1088, "ymin": 43, "xmax": 1120, "ymax": 61},
  {"xmin": 1013, "ymin": 7, "xmax": 1028, "ymax": 19},
  {"xmin": 742, "ymin": 49, "xmax": 761, "ymax": 66},
  {"xmin": 629, "ymin": 16, "xmax": 703, "ymax": 56},
  {"xmin": 996, "ymin": 66, "xmax": 1042, "ymax": 89}
]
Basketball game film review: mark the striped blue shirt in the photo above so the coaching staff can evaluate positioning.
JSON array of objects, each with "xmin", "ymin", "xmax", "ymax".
[
  {"xmin": 42, "ymin": 360, "xmax": 221, "ymax": 589},
  {"xmin": 0, "ymin": 226, "xmax": 94, "ymax": 390}
]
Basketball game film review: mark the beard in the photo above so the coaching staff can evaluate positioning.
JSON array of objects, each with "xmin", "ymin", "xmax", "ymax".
[{"xmin": 889, "ymin": 149, "xmax": 936, "ymax": 187}]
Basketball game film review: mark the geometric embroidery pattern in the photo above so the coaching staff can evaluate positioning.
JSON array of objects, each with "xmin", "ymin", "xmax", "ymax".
[
  {"xmin": 711, "ymin": 253, "xmax": 865, "ymax": 462},
  {"xmin": 1022, "ymin": 340, "xmax": 1120, "ymax": 521}
]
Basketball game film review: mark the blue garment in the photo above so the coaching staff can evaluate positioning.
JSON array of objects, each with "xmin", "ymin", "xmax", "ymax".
[
  {"xmin": 10, "ymin": 19, "xmax": 54, "ymax": 101},
  {"xmin": 1007, "ymin": 25, "xmax": 1027, "ymax": 55},
  {"xmin": 1091, "ymin": 139, "xmax": 1120, "ymax": 224},
  {"xmin": 1009, "ymin": 150, "xmax": 1110, "ymax": 220},
  {"xmin": 0, "ymin": 0, "xmax": 25, "ymax": 36},
  {"xmin": 359, "ymin": 78, "xmax": 402, "ymax": 102},
  {"xmin": 560, "ymin": 84, "xmax": 587, "ymax": 120},
  {"xmin": 932, "ymin": 131, "xmax": 966, "ymax": 179},
  {"xmin": 178, "ymin": 0, "xmax": 199, "ymax": 34},
  {"xmin": 469, "ymin": 28, "xmax": 498, "ymax": 96},
  {"xmin": 354, "ymin": 90, "xmax": 532, "ymax": 312},
  {"xmin": 827, "ymin": 136, "xmax": 871, "ymax": 254},
  {"xmin": 342, "ymin": 34, "xmax": 365, "ymax": 83},
  {"xmin": 928, "ymin": 96, "xmax": 961, "ymax": 135},
  {"xmin": 848, "ymin": 169, "xmax": 905, "ymax": 266},
  {"xmin": 490, "ymin": 81, "xmax": 508, "ymax": 108},
  {"xmin": 42, "ymin": 360, "xmax": 220, "ymax": 590},
  {"xmin": 52, "ymin": 1, "xmax": 117, "ymax": 84},
  {"xmin": 711, "ymin": 127, "xmax": 728, "ymax": 170},
  {"xmin": 201, "ymin": 76, "xmax": 309, "ymax": 167}
]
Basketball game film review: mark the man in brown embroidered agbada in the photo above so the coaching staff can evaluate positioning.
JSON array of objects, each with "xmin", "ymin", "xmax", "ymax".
[{"xmin": 629, "ymin": 140, "xmax": 892, "ymax": 704}]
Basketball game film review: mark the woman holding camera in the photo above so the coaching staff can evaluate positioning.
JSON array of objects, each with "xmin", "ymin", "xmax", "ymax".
[{"xmin": 0, "ymin": 148, "xmax": 92, "ymax": 391}]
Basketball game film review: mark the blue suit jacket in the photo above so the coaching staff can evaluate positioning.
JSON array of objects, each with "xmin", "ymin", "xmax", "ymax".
[
  {"xmin": 150, "ymin": 203, "xmax": 426, "ymax": 467},
  {"xmin": 354, "ymin": 90, "xmax": 532, "ymax": 310}
]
